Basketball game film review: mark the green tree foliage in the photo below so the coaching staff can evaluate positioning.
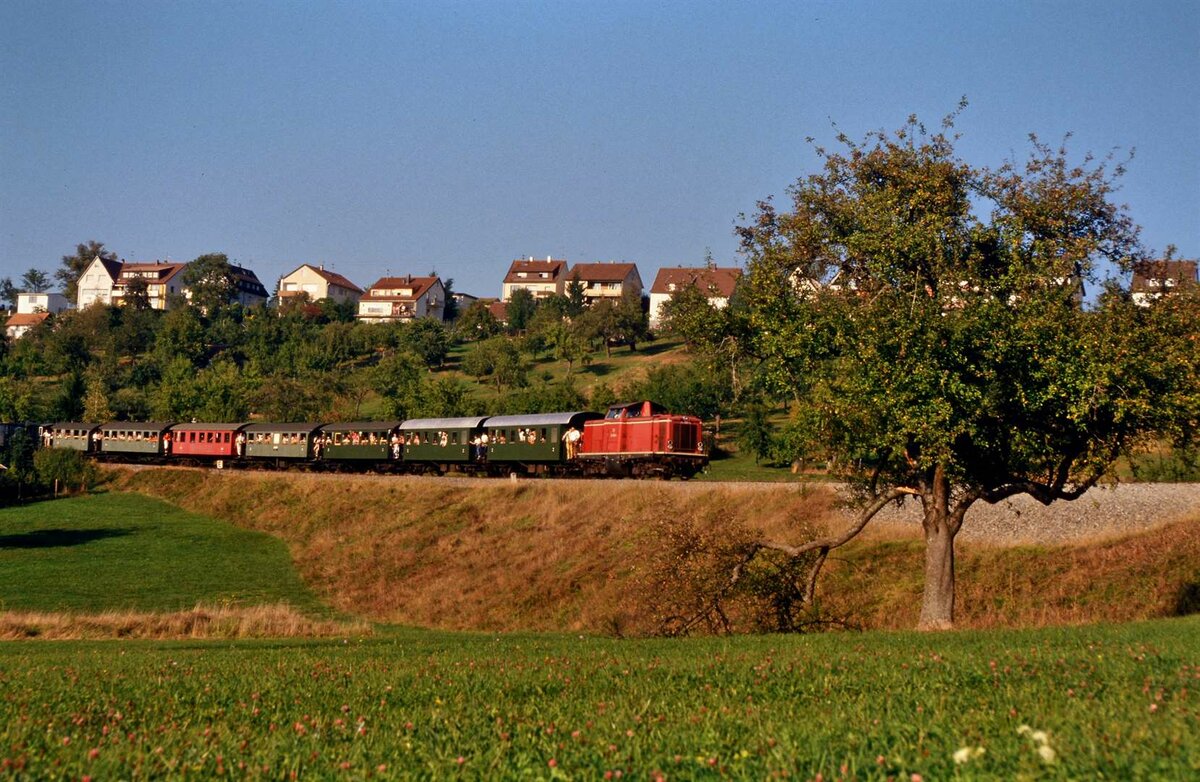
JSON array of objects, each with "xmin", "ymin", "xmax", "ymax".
[
  {"xmin": 372, "ymin": 352, "xmax": 426, "ymax": 419},
  {"xmin": 82, "ymin": 368, "xmax": 114, "ymax": 423},
  {"xmin": 0, "ymin": 278, "xmax": 18, "ymax": 312},
  {"xmin": 455, "ymin": 301, "xmax": 501, "ymax": 341},
  {"xmin": 505, "ymin": 288, "xmax": 537, "ymax": 332},
  {"xmin": 183, "ymin": 253, "xmax": 236, "ymax": 313},
  {"xmin": 20, "ymin": 269, "xmax": 50, "ymax": 293},
  {"xmin": 737, "ymin": 401, "xmax": 774, "ymax": 465},
  {"xmin": 122, "ymin": 277, "xmax": 152, "ymax": 311},
  {"xmin": 462, "ymin": 337, "xmax": 527, "ymax": 390},
  {"xmin": 565, "ymin": 271, "xmax": 586, "ymax": 316},
  {"xmin": 627, "ymin": 363, "xmax": 732, "ymax": 420},
  {"xmin": 440, "ymin": 277, "xmax": 458, "ymax": 321},
  {"xmin": 34, "ymin": 447, "xmax": 98, "ymax": 494},
  {"xmin": 152, "ymin": 357, "xmax": 202, "ymax": 420},
  {"xmin": 155, "ymin": 305, "xmax": 207, "ymax": 367},
  {"xmin": 196, "ymin": 360, "xmax": 252, "ymax": 422},
  {"xmin": 401, "ymin": 319, "xmax": 451, "ymax": 368},
  {"xmin": 58, "ymin": 240, "xmax": 117, "ymax": 302},
  {"xmin": 734, "ymin": 108, "xmax": 1185, "ymax": 629}
]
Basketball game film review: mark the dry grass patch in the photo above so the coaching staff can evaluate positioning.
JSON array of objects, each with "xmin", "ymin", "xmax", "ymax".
[
  {"xmin": 111, "ymin": 468, "xmax": 1200, "ymax": 634},
  {"xmin": 0, "ymin": 603, "xmax": 370, "ymax": 640}
]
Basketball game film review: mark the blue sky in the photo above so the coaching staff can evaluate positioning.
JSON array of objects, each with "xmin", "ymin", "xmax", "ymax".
[{"xmin": 2, "ymin": 0, "xmax": 1196, "ymax": 298}]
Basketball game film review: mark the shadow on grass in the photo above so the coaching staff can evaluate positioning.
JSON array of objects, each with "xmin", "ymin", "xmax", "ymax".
[{"xmin": 0, "ymin": 528, "xmax": 136, "ymax": 549}]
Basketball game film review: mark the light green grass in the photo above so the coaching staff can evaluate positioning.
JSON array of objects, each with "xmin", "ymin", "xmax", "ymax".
[
  {"xmin": 0, "ymin": 493, "xmax": 327, "ymax": 614},
  {"xmin": 0, "ymin": 618, "xmax": 1195, "ymax": 779}
]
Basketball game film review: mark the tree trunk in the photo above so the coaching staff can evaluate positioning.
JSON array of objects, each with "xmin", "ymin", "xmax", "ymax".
[
  {"xmin": 918, "ymin": 514, "xmax": 956, "ymax": 630},
  {"xmin": 917, "ymin": 466, "xmax": 957, "ymax": 630}
]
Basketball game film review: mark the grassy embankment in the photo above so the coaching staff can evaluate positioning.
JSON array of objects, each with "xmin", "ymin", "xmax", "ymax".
[{"xmin": 114, "ymin": 469, "xmax": 1200, "ymax": 634}]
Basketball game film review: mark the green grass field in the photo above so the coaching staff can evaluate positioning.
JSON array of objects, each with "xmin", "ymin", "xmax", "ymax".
[
  {"xmin": 1, "ymin": 493, "xmax": 1197, "ymax": 779},
  {"xmin": 0, "ymin": 619, "xmax": 1196, "ymax": 779},
  {"xmin": 0, "ymin": 494, "xmax": 325, "ymax": 615}
]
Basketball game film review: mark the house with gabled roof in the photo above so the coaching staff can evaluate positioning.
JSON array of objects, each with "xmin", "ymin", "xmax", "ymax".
[
  {"xmin": 110, "ymin": 261, "xmax": 189, "ymax": 309},
  {"xmin": 76, "ymin": 256, "xmax": 126, "ymax": 308},
  {"xmin": 4, "ymin": 312, "xmax": 51, "ymax": 340},
  {"xmin": 356, "ymin": 275, "xmax": 445, "ymax": 322},
  {"xmin": 649, "ymin": 266, "xmax": 742, "ymax": 327},
  {"xmin": 278, "ymin": 263, "xmax": 363, "ymax": 306},
  {"xmin": 502, "ymin": 257, "xmax": 568, "ymax": 301},
  {"xmin": 1132, "ymin": 259, "xmax": 1198, "ymax": 307},
  {"xmin": 568, "ymin": 261, "xmax": 643, "ymax": 304}
]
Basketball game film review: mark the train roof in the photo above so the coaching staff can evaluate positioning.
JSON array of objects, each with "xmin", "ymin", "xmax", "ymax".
[
  {"xmin": 318, "ymin": 421, "xmax": 403, "ymax": 433},
  {"xmin": 400, "ymin": 416, "xmax": 489, "ymax": 430},
  {"xmin": 169, "ymin": 422, "xmax": 249, "ymax": 432},
  {"xmin": 241, "ymin": 422, "xmax": 325, "ymax": 433},
  {"xmin": 52, "ymin": 422, "xmax": 102, "ymax": 430},
  {"xmin": 100, "ymin": 421, "xmax": 174, "ymax": 432},
  {"xmin": 483, "ymin": 411, "xmax": 603, "ymax": 427}
]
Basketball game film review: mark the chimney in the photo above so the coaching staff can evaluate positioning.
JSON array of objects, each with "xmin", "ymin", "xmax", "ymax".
[{"xmin": 319, "ymin": 264, "xmax": 324, "ymax": 271}]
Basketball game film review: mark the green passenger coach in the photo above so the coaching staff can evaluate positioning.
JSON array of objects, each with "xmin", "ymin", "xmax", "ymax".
[
  {"xmin": 318, "ymin": 421, "xmax": 402, "ymax": 463},
  {"xmin": 243, "ymin": 423, "xmax": 322, "ymax": 461},
  {"xmin": 400, "ymin": 416, "xmax": 488, "ymax": 467},
  {"xmin": 484, "ymin": 411, "xmax": 602, "ymax": 470}
]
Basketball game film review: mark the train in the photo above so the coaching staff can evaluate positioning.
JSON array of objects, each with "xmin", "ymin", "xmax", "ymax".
[{"xmin": 39, "ymin": 400, "xmax": 708, "ymax": 480}]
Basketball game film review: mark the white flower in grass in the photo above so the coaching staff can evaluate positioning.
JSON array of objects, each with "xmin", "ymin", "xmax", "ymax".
[
  {"xmin": 1037, "ymin": 744, "xmax": 1057, "ymax": 763},
  {"xmin": 1016, "ymin": 724, "xmax": 1032, "ymax": 736},
  {"xmin": 953, "ymin": 747, "xmax": 985, "ymax": 764},
  {"xmin": 1030, "ymin": 730, "xmax": 1048, "ymax": 745}
]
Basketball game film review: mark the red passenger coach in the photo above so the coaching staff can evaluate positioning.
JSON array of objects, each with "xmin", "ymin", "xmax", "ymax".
[
  {"xmin": 168, "ymin": 423, "xmax": 248, "ymax": 464},
  {"xmin": 579, "ymin": 401, "xmax": 706, "ymax": 479}
]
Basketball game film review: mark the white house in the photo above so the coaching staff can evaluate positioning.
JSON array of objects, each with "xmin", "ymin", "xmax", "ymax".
[
  {"xmin": 501, "ymin": 257, "xmax": 568, "ymax": 301},
  {"xmin": 356, "ymin": 275, "xmax": 445, "ymax": 322},
  {"xmin": 76, "ymin": 256, "xmax": 125, "ymax": 308},
  {"xmin": 278, "ymin": 264, "xmax": 363, "ymax": 305},
  {"xmin": 16, "ymin": 292, "xmax": 72, "ymax": 315},
  {"xmin": 648, "ymin": 266, "xmax": 741, "ymax": 328}
]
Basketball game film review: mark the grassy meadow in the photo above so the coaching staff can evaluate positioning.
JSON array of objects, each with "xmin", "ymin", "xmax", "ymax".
[
  {"xmin": 0, "ymin": 619, "xmax": 1196, "ymax": 779},
  {"xmin": 0, "ymin": 490, "xmax": 1197, "ymax": 778}
]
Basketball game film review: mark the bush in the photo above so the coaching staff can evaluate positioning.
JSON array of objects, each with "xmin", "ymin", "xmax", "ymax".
[{"xmin": 33, "ymin": 448, "xmax": 98, "ymax": 494}]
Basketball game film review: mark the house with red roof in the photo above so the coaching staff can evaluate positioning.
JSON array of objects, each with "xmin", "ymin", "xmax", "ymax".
[
  {"xmin": 1132, "ymin": 258, "xmax": 1198, "ymax": 307},
  {"xmin": 278, "ymin": 263, "xmax": 363, "ymax": 306},
  {"xmin": 356, "ymin": 275, "xmax": 445, "ymax": 322},
  {"xmin": 4, "ymin": 312, "xmax": 50, "ymax": 340},
  {"xmin": 501, "ymin": 257, "xmax": 568, "ymax": 301},
  {"xmin": 567, "ymin": 261, "xmax": 643, "ymax": 304},
  {"xmin": 648, "ymin": 266, "xmax": 742, "ymax": 327}
]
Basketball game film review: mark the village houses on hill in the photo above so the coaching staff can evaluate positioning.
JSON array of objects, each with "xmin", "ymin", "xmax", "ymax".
[
  {"xmin": 648, "ymin": 266, "xmax": 742, "ymax": 328},
  {"xmin": 75, "ymin": 257, "xmax": 268, "ymax": 310},
  {"xmin": 567, "ymin": 262, "xmax": 643, "ymax": 304}
]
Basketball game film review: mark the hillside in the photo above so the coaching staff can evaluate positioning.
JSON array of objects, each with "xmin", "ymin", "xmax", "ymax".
[{"xmin": 112, "ymin": 468, "xmax": 1200, "ymax": 634}]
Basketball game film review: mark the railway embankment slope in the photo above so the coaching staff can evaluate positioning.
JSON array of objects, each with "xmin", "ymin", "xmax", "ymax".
[{"xmin": 113, "ymin": 468, "xmax": 1200, "ymax": 634}]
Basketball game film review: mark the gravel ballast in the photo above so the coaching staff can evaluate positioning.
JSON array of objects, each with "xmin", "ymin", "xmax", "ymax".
[{"xmin": 856, "ymin": 482, "xmax": 1200, "ymax": 544}]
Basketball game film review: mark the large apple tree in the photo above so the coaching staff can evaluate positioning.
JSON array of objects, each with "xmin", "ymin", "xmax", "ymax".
[{"xmin": 735, "ymin": 110, "xmax": 1197, "ymax": 629}]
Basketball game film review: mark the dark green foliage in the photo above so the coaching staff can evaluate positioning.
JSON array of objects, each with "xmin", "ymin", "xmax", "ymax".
[
  {"xmin": 400, "ymin": 318, "xmax": 451, "ymax": 368},
  {"xmin": 462, "ymin": 337, "xmax": 526, "ymax": 389},
  {"xmin": 32, "ymin": 447, "xmax": 98, "ymax": 492},
  {"xmin": 737, "ymin": 401, "xmax": 774, "ymax": 465},
  {"xmin": 20, "ymin": 268, "xmax": 50, "ymax": 293},
  {"xmin": 626, "ymin": 363, "xmax": 732, "ymax": 420},
  {"xmin": 183, "ymin": 252, "xmax": 236, "ymax": 313},
  {"xmin": 455, "ymin": 301, "xmax": 502, "ymax": 340},
  {"xmin": 505, "ymin": 288, "xmax": 537, "ymax": 332}
]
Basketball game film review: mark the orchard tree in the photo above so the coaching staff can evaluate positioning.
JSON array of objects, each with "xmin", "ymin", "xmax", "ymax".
[
  {"xmin": 58, "ymin": 240, "xmax": 117, "ymax": 301},
  {"xmin": 730, "ymin": 107, "xmax": 1192, "ymax": 630},
  {"xmin": 506, "ymin": 288, "xmax": 537, "ymax": 332},
  {"xmin": 184, "ymin": 253, "xmax": 236, "ymax": 313},
  {"xmin": 20, "ymin": 269, "xmax": 49, "ymax": 293}
]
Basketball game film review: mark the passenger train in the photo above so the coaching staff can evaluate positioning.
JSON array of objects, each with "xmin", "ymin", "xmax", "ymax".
[{"xmin": 41, "ymin": 400, "xmax": 707, "ymax": 480}]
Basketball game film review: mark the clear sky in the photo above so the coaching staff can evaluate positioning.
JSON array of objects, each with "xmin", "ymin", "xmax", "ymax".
[{"xmin": 2, "ymin": 0, "xmax": 1197, "ymax": 298}]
